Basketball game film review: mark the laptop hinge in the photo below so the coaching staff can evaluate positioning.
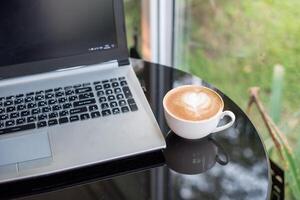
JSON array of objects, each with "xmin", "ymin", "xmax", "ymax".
[{"xmin": 118, "ymin": 59, "xmax": 130, "ymax": 67}]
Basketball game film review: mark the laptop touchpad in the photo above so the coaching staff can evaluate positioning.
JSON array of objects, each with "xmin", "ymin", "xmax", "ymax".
[{"xmin": 0, "ymin": 131, "xmax": 51, "ymax": 166}]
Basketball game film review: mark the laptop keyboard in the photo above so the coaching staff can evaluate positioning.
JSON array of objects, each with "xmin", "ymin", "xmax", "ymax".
[{"xmin": 0, "ymin": 77, "xmax": 138, "ymax": 135}]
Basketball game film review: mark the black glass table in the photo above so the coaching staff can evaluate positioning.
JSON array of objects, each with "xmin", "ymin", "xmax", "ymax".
[{"xmin": 1, "ymin": 59, "xmax": 271, "ymax": 200}]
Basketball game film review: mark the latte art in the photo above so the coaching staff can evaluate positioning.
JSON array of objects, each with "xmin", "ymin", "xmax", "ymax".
[
  {"xmin": 164, "ymin": 86, "xmax": 223, "ymax": 121},
  {"xmin": 182, "ymin": 92, "xmax": 210, "ymax": 111}
]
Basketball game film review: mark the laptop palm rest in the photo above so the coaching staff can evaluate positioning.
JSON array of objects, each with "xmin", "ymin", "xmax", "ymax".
[{"xmin": 0, "ymin": 131, "xmax": 51, "ymax": 167}]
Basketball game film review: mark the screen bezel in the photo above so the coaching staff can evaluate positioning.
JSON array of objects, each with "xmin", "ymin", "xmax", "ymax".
[{"xmin": 0, "ymin": 0, "xmax": 128, "ymax": 80}]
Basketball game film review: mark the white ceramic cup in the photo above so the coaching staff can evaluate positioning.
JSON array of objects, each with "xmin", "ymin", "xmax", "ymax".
[{"xmin": 163, "ymin": 85, "xmax": 236, "ymax": 139}]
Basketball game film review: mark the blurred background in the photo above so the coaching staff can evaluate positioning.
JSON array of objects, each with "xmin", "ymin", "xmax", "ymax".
[{"xmin": 124, "ymin": 0, "xmax": 300, "ymax": 199}]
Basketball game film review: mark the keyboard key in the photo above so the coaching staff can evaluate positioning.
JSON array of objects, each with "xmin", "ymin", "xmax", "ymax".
[
  {"xmin": 0, "ymin": 114, "xmax": 8, "ymax": 120},
  {"xmin": 4, "ymin": 101, "xmax": 13, "ymax": 106},
  {"xmin": 112, "ymin": 108, "xmax": 120, "ymax": 115},
  {"xmin": 59, "ymin": 110, "xmax": 69, "ymax": 117},
  {"xmin": 119, "ymin": 100, "xmax": 127, "ymax": 107},
  {"xmin": 101, "ymin": 103, "xmax": 109, "ymax": 110},
  {"xmin": 69, "ymin": 96, "xmax": 78, "ymax": 102},
  {"xmin": 70, "ymin": 115, "xmax": 80, "ymax": 122},
  {"xmin": 70, "ymin": 107, "xmax": 88, "ymax": 115},
  {"xmin": 26, "ymin": 92, "xmax": 34, "ymax": 96},
  {"xmin": 112, "ymin": 82, "xmax": 119, "ymax": 87},
  {"xmin": 38, "ymin": 101, "xmax": 47, "ymax": 107},
  {"xmin": 114, "ymin": 88, "xmax": 122, "ymax": 94},
  {"xmin": 80, "ymin": 113, "xmax": 90, "ymax": 120},
  {"xmin": 64, "ymin": 86, "xmax": 72, "ymax": 90},
  {"xmin": 15, "ymin": 98, "xmax": 23, "ymax": 105},
  {"xmin": 105, "ymin": 89, "xmax": 113, "ymax": 95},
  {"xmin": 89, "ymin": 105, "xmax": 98, "ymax": 111},
  {"xmin": 45, "ymin": 89, "xmax": 53, "ymax": 93},
  {"xmin": 58, "ymin": 97, "xmax": 67, "ymax": 103},
  {"xmin": 48, "ymin": 119, "xmax": 58, "ymax": 126},
  {"xmin": 122, "ymin": 87, "xmax": 133, "ymax": 98},
  {"xmin": 120, "ymin": 80, "xmax": 127, "ymax": 86},
  {"xmin": 66, "ymin": 90, "xmax": 74, "ymax": 96},
  {"xmin": 27, "ymin": 102, "xmax": 36, "ymax": 109},
  {"xmin": 127, "ymin": 98, "xmax": 136, "ymax": 105},
  {"xmin": 79, "ymin": 93, "xmax": 94, "ymax": 100},
  {"xmin": 37, "ymin": 121, "xmax": 47, "ymax": 128},
  {"xmin": 97, "ymin": 91, "xmax": 105, "ymax": 97},
  {"xmin": 102, "ymin": 80, "xmax": 109, "ymax": 84},
  {"xmin": 10, "ymin": 112, "xmax": 19, "ymax": 119},
  {"xmin": 49, "ymin": 112, "xmax": 58, "ymax": 119},
  {"xmin": 6, "ymin": 106, "xmax": 15, "ymax": 113},
  {"xmin": 108, "ymin": 95, "xmax": 115, "ymax": 101},
  {"xmin": 0, "ymin": 123, "xmax": 36, "ymax": 135},
  {"xmin": 0, "ymin": 108, "xmax": 4, "ymax": 114},
  {"xmin": 45, "ymin": 93, "xmax": 54, "ymax": 99},
  {"xmin": 35, "ymin": 95, "xmax": 44, "ymax": 101},
  {"xmin": 42, "ymin": 107, "xmax": 51, "ymax": 113},
  {"xmin": 75, "ymin": 87, "xmax": 92, "ymax": 94},
  {"xmin": 63, "ymin": 103, "xmax": 72, "ymax": 109},
  {"xmin": 73, "ymin": 84, "xmax": 82, "ymax": 88},
  {"xmin": 55, "ymin": 91, "xmax": 64, "ymax": 98},
  {"xmin": 116, "ymin": 94, "xmax": 124, "ymax": 99},
  {"xmin": 36, "ymin": 90, "xmax": 44, "ymax": 95},
  {"xmin": 32, "ymin": 108, "xmax": 40, "ymax": 115},
  {"xmin": 110, "ymin": 102, "xmax": 118, "ymax": 108},
  {"xmin": 104, "ymin": 83, "xmax": 111, "ymax": 89},
  {"xmin": 118, "ymin": 76, "xmax": 125, "ymax": 81},
  {"xmin": 0, "ymin": 122, "xmax": 4, "ymax": 128},
  {"xmin": 110, "ymin": 78, "xmax": 117, "ymax": 82},
  {"xmin": 38, "ymin": 114, "xmax": 47, "ymax": 121},
  {"xmin": 95, "ymin": 85, "xmax": 103, "ymax": 91},
  {"xmin": 48, "ymin": 99, "xmax": 57, "ymax": 105},
  {"xmin": 52, "ymin": 105, "xmax": 62, "ymax": 111},
  {"xmin": 91, "ymin": 111, "xmax": 101, "ymax": 118},
  {"xmin": 21, "ymin": 110, "xmax": 30, "ymax": 117},
  {"xmin": 121, "ymin": 106, "xmax": 130, "ymax": 113},
  {"xmin": 54, "ymin": 87, "xmax": 62, "ymax": 92},
  {"xmin": 6, "ymin": 96, "xmax": 14, "ymax": 100},
  {"xmin": 129, "ymin": 104, "xmax": 138, "ymax": 111},
  {"xmin": 27, "ymin": 116, "xmax": 36, "ymax": 123},
  {"xmin": 17, "ymin": 104, "xmax": 25, "ymax": 111},
  {"xmin": 83, "ymin": 83, "xmax": 90, "ymax": 87},
  {"xmin": 17, "ymin": 118, "xmax": 26, "ymax": 125},
  {"xmin": 25, "ymin": 96, "xmax": 34, "ymax": 103},
  {"xmin": 101, "ymin": 110, "xmax": 111, "ymax": 116},
  {"xmin": 16, "ymin": 94, "xmax": 24, "ymax": 98},
  {"xmin": 73, "ymin": 99, "xmax": 96, "ymax": 107},
  {"xmin": 59, "ymin": 117, "xmax": 69, "ymax": 124},
  {"xmin": 99, "ymin": 97, "xmax": 107, "ymax": 103},
  {"xmin": 6, "ymin": 120, "xmax": 15, "ymax": 127},
  {"xmin": 93, "ymin": 81, "xmax": 101, "ymax": 85}
]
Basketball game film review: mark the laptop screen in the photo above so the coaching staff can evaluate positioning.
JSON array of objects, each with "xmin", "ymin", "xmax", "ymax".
[{"xmin": 0, "ymin": 0, "xmax": 118, "ymax": 68}]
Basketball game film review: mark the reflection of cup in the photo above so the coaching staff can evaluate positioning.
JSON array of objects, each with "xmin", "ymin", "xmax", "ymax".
[
  {"xmin": 163, "ymin": 85, "xmax": 235, "ymax": 139},
  {"xmin": 164, "ymin": 131, "xmax": 228, "ymax": 175}
]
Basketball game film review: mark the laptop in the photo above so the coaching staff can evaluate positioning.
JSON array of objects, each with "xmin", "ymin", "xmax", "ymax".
[{"xmin": 0, "ymin": 0, "xmax": 166, "ymax": 183}]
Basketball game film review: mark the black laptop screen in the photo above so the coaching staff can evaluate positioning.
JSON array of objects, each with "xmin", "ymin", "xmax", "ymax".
[{"xmin": 0, "ymin": 0, "xmax": 117, "ymax": 67}]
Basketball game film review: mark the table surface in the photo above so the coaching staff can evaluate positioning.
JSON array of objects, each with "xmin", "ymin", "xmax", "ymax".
[{"xmin": 2, "ymin": 59, "xmax": 271, "ymax": 200}]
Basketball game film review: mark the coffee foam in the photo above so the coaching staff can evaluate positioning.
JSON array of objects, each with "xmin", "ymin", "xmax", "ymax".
[
  {"xmin": 182, "ymin": 92, "xmax": 210, "ymax": 111},
  {"xmin": 165, "ymin": 86, "xmax": 223, "ymax": 121}
]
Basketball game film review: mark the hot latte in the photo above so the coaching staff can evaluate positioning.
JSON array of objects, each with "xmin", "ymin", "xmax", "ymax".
[{"xmin": 164, "ymin": 85, "xmax": 223, "ymax": 121}]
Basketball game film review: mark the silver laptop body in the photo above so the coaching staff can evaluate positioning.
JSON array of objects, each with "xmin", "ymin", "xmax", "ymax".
[{"xmin": 0, "ymin": 0, "xmax": 165, "ymax": 184}]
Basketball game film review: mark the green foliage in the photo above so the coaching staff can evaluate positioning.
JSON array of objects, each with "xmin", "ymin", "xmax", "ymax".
[
  {"xmin": 124, "ymin": 0, "xmax": 141, "ymax": 50},
  {"xmin": 174, "ymin": 0, "xmax": 300, "ymax": 198}
]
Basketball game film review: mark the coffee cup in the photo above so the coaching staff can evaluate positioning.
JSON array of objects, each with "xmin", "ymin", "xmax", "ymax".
[{"xmin": 163, "ymin": 85, "xmax": 235, "ymax": 139}]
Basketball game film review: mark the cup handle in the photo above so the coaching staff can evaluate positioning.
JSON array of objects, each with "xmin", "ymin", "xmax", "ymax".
[{"xmin": 211, "ymin": 111, "xmax": 235, "ymax": 133}]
